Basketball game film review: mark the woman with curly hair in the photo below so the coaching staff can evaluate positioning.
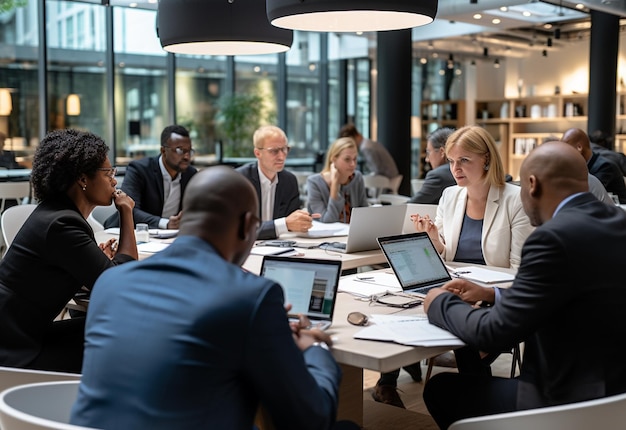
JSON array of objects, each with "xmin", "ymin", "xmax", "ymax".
[{"xmin": 0, "ymin": 129, "xmax": 137, "ymax": 373}]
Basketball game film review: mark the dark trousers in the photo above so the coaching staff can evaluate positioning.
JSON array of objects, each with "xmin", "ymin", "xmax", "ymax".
[
  {"xmin": 27, "ymin": 317, "xmax": 85, "ymax": 374},
  {"xmin": 423, "ymin": 372, "xmax": 519, "ymax": 429}
]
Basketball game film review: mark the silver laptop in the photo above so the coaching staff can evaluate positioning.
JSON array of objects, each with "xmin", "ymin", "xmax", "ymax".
[
  {"xmin": 377, "ymin": 232, "xmax": 452, "ymax": 295},
  {"xmin": 259, "ymin": 256, "xmax": 342, "ymax": 330},
  {"xmin": 319, "ymin": 205, "xmax": 407, "ymax": 253}
]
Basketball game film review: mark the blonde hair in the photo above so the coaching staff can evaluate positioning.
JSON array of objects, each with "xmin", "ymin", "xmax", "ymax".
[
  {"xmin": 445, "ymin": 125, "xmax": 505, "ymax": 187},
  {"xmin": 253, "ymin": 125, "xmax": 287, "ymax": 149},
  {"xmin": 322, "ymin": 137, "xmax": 357, "ymax": 173}
]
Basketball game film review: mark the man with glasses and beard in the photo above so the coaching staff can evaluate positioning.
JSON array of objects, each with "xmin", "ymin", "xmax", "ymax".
[
  {"xmin": 236, "ymin": 125, "xmax": 319, "ymax": 240},
  {"xmin": 105, "ymin": 124, "xmax": 197, "ymax": 229}
]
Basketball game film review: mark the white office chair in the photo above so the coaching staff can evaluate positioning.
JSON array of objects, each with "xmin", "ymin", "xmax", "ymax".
[
  {"xmin": 1, "ymin": 204, "xmax": 37, "ymax": 255},
  {"xmin": 0, "ymin": 182, "xmax": 31, "ymax": 213},
  {"xmin": 379, "ymin": 193, "xmax": 410, "ymax": 205},
  {"xmin": 89, "ymin": 204, "xmax": 116, "ymax": 228},
  {"xmin": 411, "ymin": 179, "xmax": 425, "ymax": 195},
  {"xmin": 0, "ymin": 367, "xmax": 81, "ymax": 396},
  {"xmin": 449, "ymin": 391, "xmax": 626, "ymax": 430},
  {"xmin": 363, "ymin": 174, "xmax": 391, "ymax": 205},
  {"xmin": 0, "ymin": 380, "xmax": 97, "ymax": 430},
  {"xmin": 388, "ymin": 174, "xmax": 403, "ymax": 194}
]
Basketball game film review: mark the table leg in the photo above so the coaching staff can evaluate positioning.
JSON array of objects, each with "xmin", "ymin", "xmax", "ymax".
[{"xmin": 337, "ymin": 364, "xmax": 364, "ymax": 427}]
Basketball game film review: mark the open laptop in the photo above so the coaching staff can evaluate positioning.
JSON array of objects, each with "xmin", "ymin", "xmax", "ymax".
[
  {"xmin": 376, "ymin": 232, "xmax": 452, "ymax": 295},
  {"xmin": 259, "ymin": 256, "xmax": 342, "ymax": 330},
  {"xmin": 319, "ymin": 205, "xmax": 407, "ymax": 253}
]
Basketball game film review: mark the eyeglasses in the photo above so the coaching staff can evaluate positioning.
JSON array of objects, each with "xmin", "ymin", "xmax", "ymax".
[
  {"xmin": 97, "ymin": 167, "xmax": 117, "ymax": 178},
  {"xmin": 162, "ymin": 146, "xmax": 196, "ymax": 157},
  {"xmin": 425, "ymin": 148, "xmax": 440, "ymax": 156},
  {"xmin": 257, "ymin": 146, "xmax": 291, "ymax": 156}
]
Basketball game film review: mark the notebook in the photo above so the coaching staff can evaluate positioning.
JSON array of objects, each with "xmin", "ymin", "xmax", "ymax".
[
  {"xmin": 319, "ymin": 205, "xmax": 407, "ymax": 254},
  {"xmin": 377, "ymin": 232, "xmax": 452, "ymax": 295},
  {"xmin": 259, "ymin": 256, "xmax": 342, "ymax": 330}
]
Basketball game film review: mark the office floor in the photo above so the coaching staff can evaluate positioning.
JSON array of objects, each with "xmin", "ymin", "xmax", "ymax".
[{"xmin": 361, "ymin": 352, "xmax": 519, "ymax": 429}]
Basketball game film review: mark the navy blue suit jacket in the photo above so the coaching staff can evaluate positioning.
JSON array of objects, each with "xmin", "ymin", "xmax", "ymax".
[
  {"xmin": 71, "ymin": 236, "xmax": 341, "ymax": 430},
  {"xmin": 104, "ymin": 156, "xmax": 197, "ymax": 228},
  {"xmin": 427, "ymin": 193, "xmax": 626, "ymax": 409},
  {"xmin": 235, "ymin": 163, "xmax": 301, "ymax": 240},
  {"xmin": 588, "ymin": 152, "xmax": 626, "ymax": 203}
]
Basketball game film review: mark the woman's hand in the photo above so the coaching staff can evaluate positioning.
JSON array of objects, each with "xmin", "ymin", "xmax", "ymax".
[
  {"xmin": 112, "ymin": 189, "xmax": 135, "ymax": 211},
  {"xmin": 99, "ymin": 237, "xmax": 118, "ymax": 259}
]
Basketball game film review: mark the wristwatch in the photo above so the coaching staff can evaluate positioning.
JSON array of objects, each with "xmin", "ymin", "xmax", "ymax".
[{"xmin": 312, "ymin": 341, "xmax": 330, "ymax": 351}]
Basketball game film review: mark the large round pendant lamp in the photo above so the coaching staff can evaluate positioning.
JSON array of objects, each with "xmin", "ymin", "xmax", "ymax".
[
  {"xmin": 266, "ymin": 0, "xmax": 438, "ymax": 32},
  {"xmin": 158, "ymin": 0, "xmax": 293, "ymax": 56}
]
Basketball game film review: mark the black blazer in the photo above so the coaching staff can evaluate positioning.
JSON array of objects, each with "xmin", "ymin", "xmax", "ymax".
[
  {"xmin": 0, "ymin": 195, "xmax": 134, "ymax": 367},
  {"xmin": 427, "ymin": 193, "xmax": 626, "ymax": 409},
  {"xmin": 104, "ymin": 156, "xmax": 197, "ymax": 228},
  {"xmin": 235, "ymin": 163, "xmax": 301, "ymax": 240},
  {"xmin": 588, "ymin": 152, "xmax": 626, "ymax": 204}
]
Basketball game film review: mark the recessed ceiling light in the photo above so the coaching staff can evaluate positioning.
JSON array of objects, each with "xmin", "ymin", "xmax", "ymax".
[
  {"xmin": 473, "ymin": 13, "xmax": 482, "ymax": 19},
  {"xmin": 432, "ymin": 52, "xmax": 439, "ymax": 58},
  {"xmin": 129, "ymin": 2, "xmax": 137, "ymax": 7},
  {"xmin": 522, "ymin": 11, "xmax": 531, "ymax": 17},
  {"xmin": 576, "ymin": 3, "xmax": 585, "ymax": 8},
  {"xmin": 544, "ymin": 23, "xmax": 552, "ymax": 29},
  {"xmin": 420, "ymin": 57, "xmax": 428, "ymax": 64},
  {"xmin": 500, "ymin": 6, "xmax": 508, "ymax": 12},
  {"xmin": 356, "ymin": 31, "xmax": 363, "ymax": 35},
  {"xmin": 492, "ymin": 18, "xmax": 501, "ymax": 24},
  {"xmin": 148, "ymin": 0, "xmax": 157, "ymax": 3},
  {"xmin": 439, "ymin": 69, "xmax": 445, "ymax": 75}
]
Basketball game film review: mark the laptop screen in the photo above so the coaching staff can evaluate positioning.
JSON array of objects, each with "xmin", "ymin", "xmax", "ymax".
[
  {"xmin": 259, "ymin": 256, "xmax": 342, "ymax": 321},
  {"xmin": 377, "ymin": 232, "xmax": 451, "ymax": 290}
]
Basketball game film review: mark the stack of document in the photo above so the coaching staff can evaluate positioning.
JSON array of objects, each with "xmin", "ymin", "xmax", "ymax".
[
  {"xmin": 354, "ymin": 314, "xmax": 465, "ymax": 347},
  {"xmin": 449, "ymin": 266, "xmax": 515, "ymax": 284},
  {"xmin": 296, "ymin": 221, "xmax": 349, "ymax": 238}
]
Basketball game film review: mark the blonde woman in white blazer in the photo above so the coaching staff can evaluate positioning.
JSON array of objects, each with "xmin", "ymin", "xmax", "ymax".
[{"xmin": 413, "ymin": 125, "xmax": 533, "ymax": 270}]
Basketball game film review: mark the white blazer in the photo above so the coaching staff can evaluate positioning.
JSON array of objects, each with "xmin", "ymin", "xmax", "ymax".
[{"xmin": 435, "ymin": 183, "xmax": 533, "ymax": 269}]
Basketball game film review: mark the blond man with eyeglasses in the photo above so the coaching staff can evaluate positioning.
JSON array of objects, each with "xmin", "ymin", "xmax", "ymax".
[
  {"xmin": 104, "ymin": 124, "xmax": 198, "ymax": 229},
  {"xmin": 236, "ymin": 125, "xmax": 319, "ymax": 240}
]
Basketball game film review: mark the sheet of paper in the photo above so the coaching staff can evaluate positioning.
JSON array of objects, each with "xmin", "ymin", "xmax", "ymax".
[
  {"xmin": 137, "ymin": 242, "xmax": 170, "ymax": 253},
  {"xmin": 452, "ymin": 266, "xmax": 515, "ymax": 284},
  {"xmin": 149, "ymin": 229, "xmax": 179, "ymax": 239},
  {"xmin": 296, "ymin": 221, "xmax": 349, "ymax": 238},
  {"xmin": 354, "ymin": 314, "xmax": 465, "ymax": 347},
  {"xmin": 249, "ymin": 246, "xmax": 298, "ymax": 256}
]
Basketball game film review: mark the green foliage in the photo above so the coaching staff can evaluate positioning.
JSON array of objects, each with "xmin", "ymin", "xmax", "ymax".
[
  {"xmin": 216, "ymin": 92, "xmax": 274, "ymax": 157},
  {"xmin": 0, "ymin": 0, "xmax": 27, "ymax": 13}
]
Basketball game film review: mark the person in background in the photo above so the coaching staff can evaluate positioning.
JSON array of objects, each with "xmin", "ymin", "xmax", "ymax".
[
  {"xmin": 104, "ymin": 124, "xmax": 197, "ymax": 229},
  {"xmin": 561, "ymin": 128, "xmax": 626, "ymax": 203},
  {"xmin": 307, "ymin": 137, "xmax": 369, "ymax": 223},
  {"xmin": 339, "ymin": 123, "xmax": 399, "ymax": 180},
  {"xmin": 378, "ymin": 126, "xmax": 532, "ymax": 409},
  {"xmin": 71, "ymin": 166, "xmax": 358, "ymax": 430},
  {"xmin": 588, "ymin": 129, "xmax": 626, "ymax": 176},
  {"xmin": 423, "ymin": 141, "xmax": 626, "ymax": 429},
  {"xmin": 0, "ymin": 129, "xmax": 137, "ymax": 373},
  {"xmin": 0, "ymin": 131, "xmax": 23, "ymax": 169},
  {"xmin": 409, "ymin": 127, "xmax": 456, "ymax": 204},
  {"xmin": 543, "ymin": 134, "xmax": 613, "ymax": 204},
  {"xmin": 236, "ymin": 125, "xmax": 318, "ymax": 240}
]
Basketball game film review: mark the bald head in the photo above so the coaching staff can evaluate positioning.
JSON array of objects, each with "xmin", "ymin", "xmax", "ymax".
[
  {"xmin": 520, "ymin": 141, "xmax": 589, "ymax": 226},
  {"xmin": 561, "ymin": 128, "xmax": 592, "ymax": 161},
  {"xmin": 180, "ymin": 166, "xmax": 259, "ymax": 265}
]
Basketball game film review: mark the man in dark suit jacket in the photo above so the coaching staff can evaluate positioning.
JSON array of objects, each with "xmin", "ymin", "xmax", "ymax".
[
  {"xmin": 562, "ymin": 128, "xmax": 626, "ymax": 203},
  {"xmin": 236, "ymin": 125, "xmax": 318, "ymax": 240},
  {"xmin": 104, "ymin": 125, "xmax": 197, "ymax": 229},
  {"xmin": 71, "ymin": 166, "xmax": 355, "ymax": 430},
  {"xmin": 422, "ymin": 141, "xmax": 626, "ymax": 430}
]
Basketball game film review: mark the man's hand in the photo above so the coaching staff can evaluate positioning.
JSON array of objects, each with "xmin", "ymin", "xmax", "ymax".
[
  {"xmin": 285, "ymin": 209, "xmax": 321, "ymax": 233},
  {"xmin": 423, "ymin": 287, "xmax": 449, "ymax": 312},
  {"xmin": 290, "ymin": 314, "xmax": 333, "ymax": 351},
  {"xmin": 167, "ymin": 211, "xmax": 182, "ymax": 229},
  {"xmin": 442, "ymin": 278, "xmax": 494, "ymax": 306}
]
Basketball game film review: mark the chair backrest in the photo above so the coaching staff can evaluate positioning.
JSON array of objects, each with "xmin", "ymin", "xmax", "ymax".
[
  {"xmin": 0, "ymin": 367, "xmax": 81, "ymax": 395},
  {"xmin": 379, "ymin": 193, "xmax": 410, "ymax": 205},
  {"xmin": 411, "ymin": 179, "xmax": 425, "ymax": 195},
  {"xmin": 0, "ymin": 380, "xmax": 97, "ymax": 430},
  {"xmin": 0, "ymin": 182, "xmax": 31, "ymax": 213},
  {"xmin": 1, "ymin": 204, "xmax": 37, "ymax": 251},
  {"xmin": 388, "ymin": 174, "xmax": 403, "ymax": 194},
  {"xmin": 363, "ymin": 174, "xmax": 391, "ymax": 204},
  {"xmin": 448, "ymin": 392, "xmax": 626, "ymax": 430}
]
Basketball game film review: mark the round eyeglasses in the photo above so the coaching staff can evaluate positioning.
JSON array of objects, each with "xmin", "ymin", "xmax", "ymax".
[{"xmin": 97, "ymin": 167, "xmax": 117, "ymax": 178}]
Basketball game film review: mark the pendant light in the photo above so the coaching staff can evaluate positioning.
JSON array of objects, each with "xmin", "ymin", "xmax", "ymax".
[
  {"xmin": 158, "ymin": 0, "xmax": 293, "ymax": 56},
  {"xmin": 266, "ymin": 0, "xmax": 438, "ymax": 32},
  {"xmin": 66, "ymin": 94, "xmax": 81, "ymax": 116}
]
